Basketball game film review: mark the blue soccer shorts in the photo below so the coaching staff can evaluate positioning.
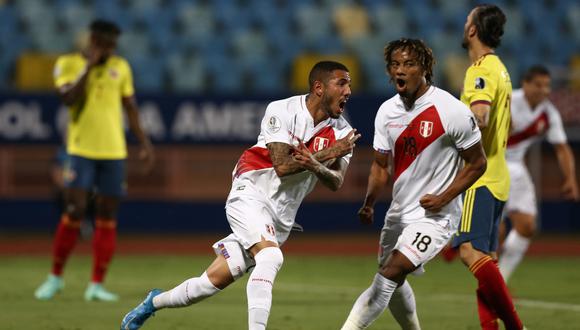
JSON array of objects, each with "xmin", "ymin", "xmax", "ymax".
[
  {"xmin": 63, "ymin": 155, "xmax": 127, "ymax": 197},
  {"xmin": 451, "ymin": 186, "xmax": 505, "ymax": 253}
]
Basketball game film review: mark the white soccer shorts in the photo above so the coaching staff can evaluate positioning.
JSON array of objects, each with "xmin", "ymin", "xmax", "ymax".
[
  {"xmin": 224, "ymin": 196, "xmax": 291, "ymax": 250},
  {"xmin": 379, "ymin": 219, "xmax": 453, "ymax": 274},
  {"xmin": 505, "ymin": 162, "xmax": 537, "ymax": 216}
]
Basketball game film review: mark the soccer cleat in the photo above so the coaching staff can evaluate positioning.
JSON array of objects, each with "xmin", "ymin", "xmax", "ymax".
[
  {"xmin": 120, "ymin": 289, "xmax": 162, "ymax": 330},
  {"xmin": 84, "ymin": 283, "xmax": 120, "ymax": 302},
  {"xmin": 34, "ymin": 274, "xmax": 64, "ymax": 300}
]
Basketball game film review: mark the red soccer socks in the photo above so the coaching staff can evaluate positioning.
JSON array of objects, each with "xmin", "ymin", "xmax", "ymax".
[
  {"xmin": 91, "ymin": 218, "xmax": 117, "ymax": 283},
  {"xmin": 470, "ymin": 256, "xmax": 523, "ymax": 330},
  {"xmin": 51, "ymin": 214, "xmax": 80, "ymax": 276}
]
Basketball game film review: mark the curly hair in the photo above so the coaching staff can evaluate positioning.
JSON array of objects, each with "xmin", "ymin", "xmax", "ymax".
[
  {"xmin": 384, "ymin": 38, "xmax": 435, "ymax": 84},
  {"xmin": 472, "ymin": 4, "xmax": 506, "ymax": 49}
]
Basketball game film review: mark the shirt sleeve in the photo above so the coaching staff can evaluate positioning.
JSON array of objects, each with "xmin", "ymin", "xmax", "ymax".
[
  {"xmin": 261, "ymin": 102, "xmax": 292, "ymax": 145},
  {"xmin": 546, "ymin": 103, "xmax": 567, "ymax": 144},
  {"xmin": 53, "ymin": 56, "xmax": 80, "ymax": 88},
  {"xmin": 448, "ymin": 103, "xmax": 482, "ymax": 150},
  {"xmin": 462, "ymin": 65, "xmax": 496, "ymax": 107},
  {"xmin": 373, "ymin": 108, "xmax": 391, "ymax": 153},
  {"xmin": 121, "ymin": 59, "xmax": 135, "ymax": 97}
]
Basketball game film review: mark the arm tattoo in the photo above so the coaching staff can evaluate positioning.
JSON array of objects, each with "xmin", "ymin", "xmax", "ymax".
[
  {"xmin": 267, "ymin": 142, "xmax": 304, "ymax": 176},
  {"xmin": 311, "ymin": 158, "xmax": 346, "ymax": 191}
]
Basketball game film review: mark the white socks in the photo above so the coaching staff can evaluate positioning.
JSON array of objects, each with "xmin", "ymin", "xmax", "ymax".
[
  {"xmin": 247, "ymin": 247, "xmax": 284, "ymax": 330},
  {"xmin": 341, "ymin": 273, "xmax": 398, "ymax": 330},
  {"xmin": 152, "ymin": 272, "xmax": 220, "ymax": 309},
  {"xmin": 499, "ymin": 230, "xmax": 531, "ymax": 282},
  {"xmin": 389, "ymin": 280, "xmax": 421, "ymax": 330}
]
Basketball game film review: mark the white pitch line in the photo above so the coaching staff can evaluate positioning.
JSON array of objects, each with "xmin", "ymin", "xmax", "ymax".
[{"xmin": 276, "ymin": 282, "xmax": 580, "ymax": 313}]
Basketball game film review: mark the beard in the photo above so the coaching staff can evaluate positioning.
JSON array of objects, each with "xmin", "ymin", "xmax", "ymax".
[{"xmin": 461, "ymin": 36, "xmax": 469, "ymax": 50}]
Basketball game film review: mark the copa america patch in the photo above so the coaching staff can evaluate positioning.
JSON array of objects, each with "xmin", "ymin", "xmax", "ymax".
[
  {"xmin": 267, "ymin": 116, "xmax": 281, "ymax": 133},
  {"xmin": 475, "ymin": 77, "xmax": 485, "ymax": 89}
]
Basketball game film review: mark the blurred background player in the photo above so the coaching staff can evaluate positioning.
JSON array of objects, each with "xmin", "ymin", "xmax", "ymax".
[
  {"xmin": 121, "ymin": 61, "xmax": 360, "ymax": 330},
  {"xmin": 450, "ymin": 4, "xmax": 524, "ymax": 330},
  {"xmin": 34, "ymin": 19, "xmax": 154, "ymax": 302},
  {"xmin": 340, "ymin": 38, "xmax": 486, "ymax": 330},
  {"xmin": 498, "ymin": 65, "xmax": 579, "ymax": 282}
]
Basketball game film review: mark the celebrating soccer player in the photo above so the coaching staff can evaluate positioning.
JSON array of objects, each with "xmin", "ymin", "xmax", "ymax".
[
  {"xmin": 340, "ymin": 38, "xmax": 486, "ymax": 330},
  {"xmin": 121, "ymin": 61, "xmax": 360, "ymax": 330}
]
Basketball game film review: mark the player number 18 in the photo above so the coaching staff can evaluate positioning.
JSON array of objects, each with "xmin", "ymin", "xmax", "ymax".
[{"xmin": 412, "ymin": 232, "xmax": 432, "ymax": 252}]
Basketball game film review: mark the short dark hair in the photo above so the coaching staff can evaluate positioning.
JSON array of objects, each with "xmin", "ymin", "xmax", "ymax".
[
  {"xmin": 90, "ymin": 19, "xmax": 121, "ymax": 37},
  {"xmin": 522, "ymin": 65, "xmax": 550, "ymax": 82},
  {"xmin": 472, "ymin": 4, "xmax": 506, "ymax": 49},
  {"xmin": 308, "ymin": 61, "xmax": 349, "ymax": 90},
  {"xmin": 384, "ymin": 38, "xmax": 435, "ymax": 84}
]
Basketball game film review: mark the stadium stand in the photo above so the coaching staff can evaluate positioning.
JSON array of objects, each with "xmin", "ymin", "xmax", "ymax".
[{"xmin": 0, "ymin": 0, "xmax": 579, "ymax": 93}]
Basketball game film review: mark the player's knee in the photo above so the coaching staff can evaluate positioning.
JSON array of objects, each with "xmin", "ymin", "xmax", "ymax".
[
  {"xmin": 517, "ymin": 221, "xmax": 536, "ymax": 238},
  {"xmin": 254, "ymin": 247, "xmax": 284, "ymax": 271},
  {"xmin": 65, "ymin": 203, "xmax": 85, "ymax": 221}
]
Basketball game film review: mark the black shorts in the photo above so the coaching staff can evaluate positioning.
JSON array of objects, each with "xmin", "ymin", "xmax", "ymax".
[{"xmin": 451, "ymin": 186, "xmax": 505, "ymax": 253}]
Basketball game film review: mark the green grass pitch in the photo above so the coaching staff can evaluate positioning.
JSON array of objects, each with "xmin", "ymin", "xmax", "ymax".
[{"xmin": 1, "ymin": 254, "xmax": 579, "ymax": 329}]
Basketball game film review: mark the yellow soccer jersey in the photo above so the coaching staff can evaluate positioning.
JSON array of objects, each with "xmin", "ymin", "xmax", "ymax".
[
  {"xmin": 54, "ymin": 53, "xmax": 134, "ymax": 159},
  {"xmin": 461, "ymin": 54, "xmax": 512, "ymax": 201}
]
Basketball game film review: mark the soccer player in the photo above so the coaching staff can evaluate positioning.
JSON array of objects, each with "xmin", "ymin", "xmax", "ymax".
[
  {"xmin": 340, "ymin": 38, "xmax": 486, "ymax": 330},
  {"xmin": 451, "ymin": 4, "xmax": 525, "ymax": 329},
  {"xmin": 121, "ymin": 61, "xmax": 360, "ymax": 330},
  {"xmin": 499, "ymin": 65, "xmax": 579, "ymax": 282},
  {"xmin": 34, "ymin": 20, "xmax": 154, "ymax": 302}
]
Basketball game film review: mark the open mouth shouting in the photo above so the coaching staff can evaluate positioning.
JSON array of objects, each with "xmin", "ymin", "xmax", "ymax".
[{"xmin": 396, "ymin": 78, "xmax": 407, "ymax": 92}]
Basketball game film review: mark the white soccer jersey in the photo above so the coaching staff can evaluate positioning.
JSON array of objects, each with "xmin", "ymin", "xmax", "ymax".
[
  {"xmin": 374, "ymin": 86, "xmax": 481, "ymax": 227},
  {"xmin": 506, "ymin": 89, "xmax": 567, "ymax": 163},
  {"xmin": 227, "ymin": 94, "xmax": 353, "ymax": 232}
]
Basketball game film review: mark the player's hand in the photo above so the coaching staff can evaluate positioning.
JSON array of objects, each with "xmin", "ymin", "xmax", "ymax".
[
  {"xmin": 561, "ymin": 179, "xmax": 580, "ymax": 201},
  {"xmin": 87, "ymin": 47, "xmax": 104, "ymax": 68},
  {"xmin": 330, "ymin": 129, "xmax": 361, "ymax": 159},
  {"xmin": 420, "ymin": 194, "xmax": 446, "ymax": 213},
  {"xmin": 292, "ymin": 140, "xmax": 320, "ymax": 172},
  {"xmin": 139, "ymin": 142, "xmax": 155, "ymax": 175},
  {"xmin": 358, "ymin": 205, "xmax": 374, "ymax": 225}
]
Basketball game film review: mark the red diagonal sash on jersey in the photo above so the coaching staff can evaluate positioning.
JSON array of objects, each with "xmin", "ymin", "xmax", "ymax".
[
  {"xmin": 393, "ymin": 106, "xmax": 445, "ymax": 182},
  {"xmin": 234, "ymin": 126, "xmax": 337, "ymax": 178},
  {"xmin": 234, "ymin": 147, "xmax": 272, "ymax": 178},
  {"xmin": 507, "ymin": 112, "xmax": 549, "ymax": 147}
]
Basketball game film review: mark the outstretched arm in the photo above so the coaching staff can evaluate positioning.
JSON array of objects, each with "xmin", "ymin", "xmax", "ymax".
[
  {"xmin": 420, "ymin": 142, "xmax": 487, "ymax": 212},
  {"xmin": 358, "ymin": 151, "xmax": 391, "ymax": 225},
  {"xmin": 554, "ymin": 143, "xmax": 579, "ymax": 200}
]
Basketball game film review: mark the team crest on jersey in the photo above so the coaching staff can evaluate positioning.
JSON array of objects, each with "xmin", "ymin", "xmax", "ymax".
[
  {"xmin": 312, "ymin": 137, "xmax": 329, "ymax": 151},
  {"xmin": 475, "ymin": 77, "xmax": 485, "ymax": 89},
  {"xmin": 419, "ymin": 121, "xmax": 433, "ymax": 138},
  {"xmin": 267, "ymin": 116, "xmax": 281, "ymax": 133},
  {"xmin": 108, "ymin": 68, "xmax": 119, "ymax": 79}
]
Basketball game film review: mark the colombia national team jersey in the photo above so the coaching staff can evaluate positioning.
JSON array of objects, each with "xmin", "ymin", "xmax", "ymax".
[
  {"xmin": 54, "ymin": 53, "xmax": 134, "ymax": 159},
  {"xmin": 461, "ymin": 54, "xmax": 512, "ymax": 201}
]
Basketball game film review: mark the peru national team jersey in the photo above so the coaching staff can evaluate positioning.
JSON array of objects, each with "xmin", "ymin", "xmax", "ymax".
[
  {"xmin": 54, "ymin": 53, "xmax": 135, "ymax": 159},
  {"xmin": 506, "ymin": 89, "xmax": 567, "ymax": 163},
  {"xmin": 461, "ymin": 54, "xmax": 512, "ymax": 201},
  {"xmin": 374, "ymin": 87, "xmax": 481, "ymax": 227},
  {"xmin": 228, "ymin": 94, "xmax": 353, "ymax": 232}
]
